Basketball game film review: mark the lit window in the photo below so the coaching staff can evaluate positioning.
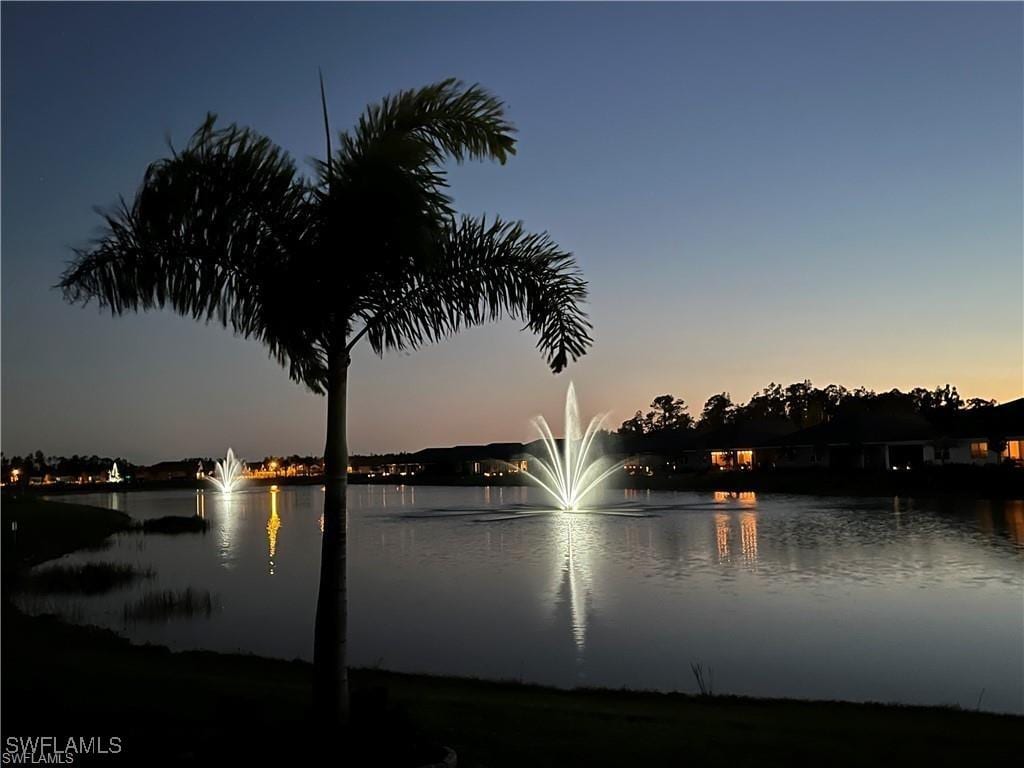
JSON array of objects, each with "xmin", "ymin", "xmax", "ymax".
[
  {"xmin": 970, "ymin": 442, "xmax": 988, "ymax": 459},
  {"xmin": 711, "ymin": 451, "xmax": 730, "ymax": 468},
  {"xmin": 1003, "ymin": 440, "xmax": 1024, "ymax": 462}
]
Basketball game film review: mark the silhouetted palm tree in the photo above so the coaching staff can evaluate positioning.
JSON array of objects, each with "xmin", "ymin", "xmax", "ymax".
[{"xmin": 59, "ymin": 78, "xmax": 592, "ymax": 728}]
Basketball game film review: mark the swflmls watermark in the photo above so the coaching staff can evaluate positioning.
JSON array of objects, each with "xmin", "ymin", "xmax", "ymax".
[{"xmin": 3, "ymin": 737, "xmax": 122, "ymax": 764}]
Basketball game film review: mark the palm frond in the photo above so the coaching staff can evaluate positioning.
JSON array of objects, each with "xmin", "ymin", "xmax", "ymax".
[
  {"xmin": 313, "ymin": 80, "xmax": 518, "ymax": 313},
  {"xmin": 352, "ymin": 216, "xmax": 592, "ymax": 373},
  {"xmin": 350, "ymin": 78, "xmax": 516, "ymax": 166},
  {"xmin": 58, "ymin": 114, "xmax": 328, "ymax": 391}
]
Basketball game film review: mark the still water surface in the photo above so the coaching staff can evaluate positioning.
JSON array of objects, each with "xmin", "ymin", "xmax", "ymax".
[{"xmin": 33, "ymin": 486, "xmax": 1024, "ymax": 713}]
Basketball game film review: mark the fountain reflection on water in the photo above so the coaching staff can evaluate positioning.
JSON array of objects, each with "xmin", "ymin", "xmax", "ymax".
[{"xmin": 557, "ymin": 514, "xmax": 595, "ymax": 658}]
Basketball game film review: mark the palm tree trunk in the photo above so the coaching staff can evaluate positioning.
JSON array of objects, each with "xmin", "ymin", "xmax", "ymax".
[{"xmin": 314, "ymin": 351, "xmax": 350, "ymax": 728}]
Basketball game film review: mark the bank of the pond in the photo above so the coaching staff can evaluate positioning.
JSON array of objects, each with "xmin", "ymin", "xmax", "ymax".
[
  {"xmin": 2, "ymin": 496, "xmax": 130, "ymax": 578},
  {"xmin": 2, "ymin": 497, "xmax": 1020, "ymax": 767}
]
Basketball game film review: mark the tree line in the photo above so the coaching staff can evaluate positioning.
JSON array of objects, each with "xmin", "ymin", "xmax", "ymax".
[
  {"xmin": 1, "ymin": 451, "xmax": 135, "ymax": 480},
  {"xmin": 257, "ymin": 455, "xmax": 322, "ymax": 470},
  {"xmin": 618, "ymin": 382, "xmax": 997, "ymax": 435},
  {"xmin": 1, "ymin": 452, "xmax": 331, "ymax": 481}
]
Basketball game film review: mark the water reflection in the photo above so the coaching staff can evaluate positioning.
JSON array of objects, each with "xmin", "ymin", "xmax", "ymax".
[
  {"xmin": 740, "ymin": 511, "xmax": 758, "ymax": 564},
  {"xmin": 553, "ymin": 514, "xmax": 596, "ymax": 663},
  {"xmin": 715, "ymin": 513, "xmax": 730, "ymax": 560},
  {"xmin": 710, "ymin": 493, "xmax": 760, "ymax": 567},
  {"xmin": 216, "ymin": 493, "xmax": 240, "ymax": 568},
  {"xmin": 267, "ymin": 488, "xmax": 280, "ymax": 575},
  {"xmin": 713, "ymin": 490, "xmax": 757, "ymax": 506},
  {"xmin": 1007, "ymin": 506, "xmax": 1024, "ymax": 545}
]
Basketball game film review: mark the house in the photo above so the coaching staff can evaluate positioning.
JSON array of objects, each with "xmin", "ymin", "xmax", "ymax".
[
  {"xmin": 396, "ymin": 442, "xmax": 528, "ymax": 477},
  {"xmin": 770, "ymin": 398, "xmax": 1024, "ymax": 470},
  {"xmin": 776, "ymin": 411, "xmax": 936, "ymax": 470},
  {"xmin": 933, "ymin": 398, "xmax": 1024, "ymax": 466},
  {"xmin": 699, "ymin": 419, "xmax": 797, "ymax": 470}
]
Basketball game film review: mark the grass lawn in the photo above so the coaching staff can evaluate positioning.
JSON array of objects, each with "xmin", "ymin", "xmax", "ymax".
[{"xmin": 1, "ymin": 494, "xmax": 1019, "ymax": 766}]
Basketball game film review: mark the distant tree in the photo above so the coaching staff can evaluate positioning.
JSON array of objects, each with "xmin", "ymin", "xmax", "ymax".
[
  {"xmin": 870, "ymin": 389, "xmax": 919, "ymax": 416},
  {"xmin": 618, "ymin": 410, "xmax": 649, "ymax": 436},
  {"xmin": 262, "ymin": 455, "xmax": 284, "ymax": 470},
  {"xmin": 741, "ymin": 383, "xmax": 786, "ymax": 422},
  {"xmin": 698, "ymin": 393, "xmax": 736, "ymax": 430},
  {"xmin": 805, "ymin": 383, "xmax": 847, "ymax": 425},
  {"xmin": 966, "ymin": 397, "xmax": 997, "ymax": 410},
  {"xmin": 646, "ymin": 395, "xmax": 692, "ymax": 432},
  {"xmin": 849, "ymin": 386, "xmax": 875, "ymax": 403},
  {"xmin": 783, "ymin": 380, "xmax": 815, "ymax": 427},
  {"xmin": 32, "ymin": 450, "xmax": 45, "ymax": 474},
  {"xmin": 933, "ymin": 384, "xmax": 962, "ymax": 412},
  {"xmin": 910, "ymin": 384, "xmax": 962, "ymax": 414}
]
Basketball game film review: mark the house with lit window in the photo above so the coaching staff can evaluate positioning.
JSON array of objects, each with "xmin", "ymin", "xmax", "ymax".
[
  {"xmin": 700, "ymin": 419, "xmax": 797, "ymax": 471},
  {"xmin": 772, "ymin": 398, "xmax": 1024, "ymax": 470},
  {"xmin": 930, "ymin": 398, "xmax": 1024, "ymax": 466}
]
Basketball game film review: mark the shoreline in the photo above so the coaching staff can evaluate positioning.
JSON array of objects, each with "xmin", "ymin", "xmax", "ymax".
[{"xmin": 12, "ymin": 463, "xmax": 1024, "ymax": 500}]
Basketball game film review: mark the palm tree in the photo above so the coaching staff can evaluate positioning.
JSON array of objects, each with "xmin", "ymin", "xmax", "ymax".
[{"xmin": 59, "ymin": 78, "xmax": 592, "ymax": 728}]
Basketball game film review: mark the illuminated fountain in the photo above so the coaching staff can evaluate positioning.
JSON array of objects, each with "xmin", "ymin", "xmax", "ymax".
[
  {"xmin": 206, "ymin": 448, "xmax": 246, "ymax": 494},
  {"xmin": 522, "ymin": 383, "xmax": 623, "ymax": 511}
]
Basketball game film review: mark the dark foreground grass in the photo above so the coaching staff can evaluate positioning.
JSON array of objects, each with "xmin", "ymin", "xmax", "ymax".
[{"xmin": 2, "ymin": 494, "xmax": 1020, "ymax": 767}]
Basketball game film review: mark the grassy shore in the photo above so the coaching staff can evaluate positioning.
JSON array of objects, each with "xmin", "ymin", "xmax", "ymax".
[
  {"xmin": 2, "ymin": 497, "xmax": 1019, "ymax": 766},
  {"xmin": 2, "ymin": 497, "xmax": 130, "ymax": 577}
]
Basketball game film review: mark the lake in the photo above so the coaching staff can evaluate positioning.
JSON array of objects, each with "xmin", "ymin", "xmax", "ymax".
[{"xmin": 28, "ymin": 486, "xmax": 1024, "ymax": 713}]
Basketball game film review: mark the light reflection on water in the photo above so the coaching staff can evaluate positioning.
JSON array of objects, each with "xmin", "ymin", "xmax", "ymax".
[{"xmin": 30, "ymin": 486, "xmax": 1024, "ymax": 714}]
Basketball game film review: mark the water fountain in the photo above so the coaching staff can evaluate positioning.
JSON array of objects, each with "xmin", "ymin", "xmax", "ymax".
[
  {"xmin": 521, "ymin": 383, "xmax": 623, "ymax": 511},
  {"xmin": 206, "ymin": 448, "xmax": 246, "ymax": 494}
]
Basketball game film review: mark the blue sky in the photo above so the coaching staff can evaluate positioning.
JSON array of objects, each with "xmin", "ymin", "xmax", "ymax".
[{"xmin": 2, "ymin": 2, "xmax": 1021, "ymax": 461}]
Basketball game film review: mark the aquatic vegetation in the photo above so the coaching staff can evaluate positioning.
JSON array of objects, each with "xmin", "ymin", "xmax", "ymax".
[
  {"xmin": 122, "ymin": 587, "xmax": 215, "ymax": 623},
  {"xmin": 22, "ymin": 562, "xmax": 153, "ymax": 595}
]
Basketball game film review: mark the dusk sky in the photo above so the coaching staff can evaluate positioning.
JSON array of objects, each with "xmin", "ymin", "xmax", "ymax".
[{"xmin": 2, "ymin": 2, "xmax": 1021, "ymax": 463}]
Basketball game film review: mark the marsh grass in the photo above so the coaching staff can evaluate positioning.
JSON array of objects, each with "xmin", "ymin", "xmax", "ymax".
[
  {"xmin": 123, "ymin": 587, "xmax": 214, "ymax": 623},
  {"xmin": 691, "ymin": 662, "xmax": 715, "ymax": 696},
  {"xmin": 23, "ymin": 562, "xmax": 153, "ymax": 595}
]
